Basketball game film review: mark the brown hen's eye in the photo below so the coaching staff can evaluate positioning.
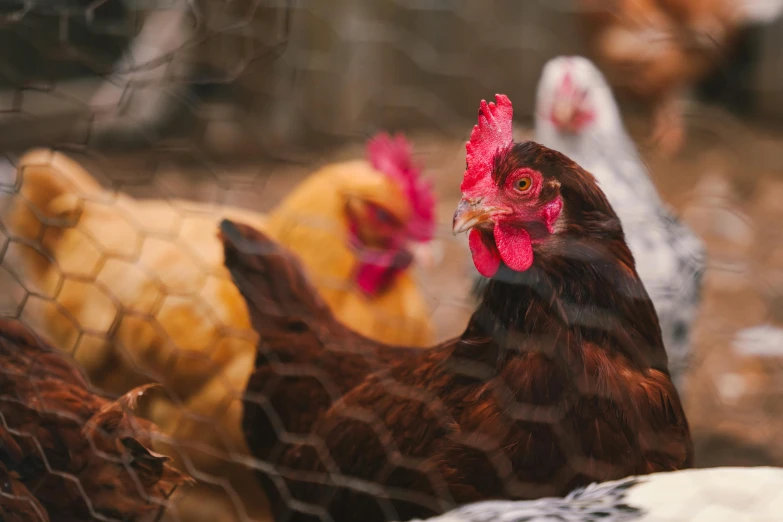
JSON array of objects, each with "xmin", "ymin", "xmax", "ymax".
[{"xmin": 515, "ymin": 177, "xmax": 532, "ymax": 192}]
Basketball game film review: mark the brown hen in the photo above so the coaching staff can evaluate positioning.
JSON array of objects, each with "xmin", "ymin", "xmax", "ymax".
[
  {"xmin": 226, "ymin": 93, "xmax": 692, "ymax": 522},
  {"xmin": 0, "ymin": 318, "xmax": 191, "ymax": 521}
]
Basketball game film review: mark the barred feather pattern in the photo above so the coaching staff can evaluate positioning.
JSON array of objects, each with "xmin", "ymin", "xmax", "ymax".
[{"xmin": 405, "ymin": 477, "xmax": 642, "ymax": 522}]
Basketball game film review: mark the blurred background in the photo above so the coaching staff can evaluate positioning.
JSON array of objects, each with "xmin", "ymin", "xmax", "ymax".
[{"xmin": 2, "ymin": 0, "xmax": 783, "ymax": 520}]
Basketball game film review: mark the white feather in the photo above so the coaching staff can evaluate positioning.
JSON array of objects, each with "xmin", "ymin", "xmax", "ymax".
[
  {"xmin": 404, "ymin": 467, "xmax": 783, "ymax": 522},
  {"xmin": 735, "ymin": 0, "xmax": 783, "ymax": 24}
]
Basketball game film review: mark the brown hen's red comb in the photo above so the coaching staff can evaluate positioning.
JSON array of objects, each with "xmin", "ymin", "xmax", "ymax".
[{"xmin": 465, "ymin": 94, "xmax": 514, "ymax": 185}]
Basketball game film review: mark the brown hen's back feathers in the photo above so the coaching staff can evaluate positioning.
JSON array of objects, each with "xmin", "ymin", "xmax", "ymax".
[
  {"xmin": 0, "ymin": 318, "xmax": 192, "ymax": 522},
  {"xmin": 221, "ymin": 220, "xmax": 420, "ymax": 456},
  {"xmin": 228, "ymin": 142, "xmax": 692, "ymax": 522}
]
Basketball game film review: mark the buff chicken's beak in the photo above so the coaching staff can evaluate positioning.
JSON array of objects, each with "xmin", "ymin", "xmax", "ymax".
[
  {"xmin": 410, "ymin": 241, "xmax": 442, "ymax": 270},
  {"xmin": 452, "ymin": 198, "xmax": 509, "ymax": 235}
]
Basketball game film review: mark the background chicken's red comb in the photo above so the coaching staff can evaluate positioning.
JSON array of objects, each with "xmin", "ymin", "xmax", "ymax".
[
  {"xmin": 367, "ymin": 132, "xmax": 436, "ymax": 242},
  {"xmin": 465, "ymin": 94, "xmax": 514, "ymax": 185}
]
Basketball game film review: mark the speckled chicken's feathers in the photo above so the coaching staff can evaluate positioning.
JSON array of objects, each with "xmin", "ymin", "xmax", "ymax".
[
  {"xmin": 406, "ymin": 476, "xmax": 642, "ymax": 522},
  {"xmin": 406, "ymin": 467, "xmax": 783, "ymax": 522}
]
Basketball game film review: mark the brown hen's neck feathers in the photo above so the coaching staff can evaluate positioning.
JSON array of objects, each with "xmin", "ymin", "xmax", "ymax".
[{"xmin": 469, "ymin": 142, "xmax": 668, "ymax": 374}]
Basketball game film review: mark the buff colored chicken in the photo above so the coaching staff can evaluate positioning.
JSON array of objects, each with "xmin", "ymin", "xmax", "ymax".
[{"xmin": 0, "ymin": 134, "xmax": 436, "ymax": 522}]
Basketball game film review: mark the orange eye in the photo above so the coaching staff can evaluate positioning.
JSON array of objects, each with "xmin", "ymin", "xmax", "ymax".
[{"xmin": 515, "ymin": 177, "xmax": 532, "ymax": 192}]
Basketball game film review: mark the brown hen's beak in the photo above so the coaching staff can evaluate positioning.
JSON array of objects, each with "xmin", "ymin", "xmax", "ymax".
[{"xmin": 452, "ymin": 198, "xmax": 508, "ymax": 235}]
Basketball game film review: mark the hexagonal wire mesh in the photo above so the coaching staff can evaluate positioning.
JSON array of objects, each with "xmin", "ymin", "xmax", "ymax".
[{"xmin": 1, "ymin": 0, "xmax": 783, "ymax": 520}]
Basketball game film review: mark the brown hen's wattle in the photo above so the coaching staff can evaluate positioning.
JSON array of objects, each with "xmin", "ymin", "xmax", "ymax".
[
  {"xmin": 0, "ymin": 319, "xmax": 192, "ymax": 522},
  {"xmin": 228, "ymin": 138, "xmax": 692, "ymax": 522}
]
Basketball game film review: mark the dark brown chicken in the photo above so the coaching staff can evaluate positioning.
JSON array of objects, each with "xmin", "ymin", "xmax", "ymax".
[
  {"xmin": 0, "ymin": 318, "xmax": 192, "ymax": 521},
  {"xmin": 228, "ymin": 94, "xmax": 692, "ymax": 522}
]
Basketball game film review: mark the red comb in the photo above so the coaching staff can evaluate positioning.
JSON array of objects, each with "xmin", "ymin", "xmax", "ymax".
[
  {"xmin": 367, "ymin": 132, "xmax": 436, "ymax": 242},
  {"xmin": 561, "ymin": 70, "xmax": 574, "ymax": 93},
  {"xmin": 465, "ymin": 94, "xmax": 514, "ymax": 186}
]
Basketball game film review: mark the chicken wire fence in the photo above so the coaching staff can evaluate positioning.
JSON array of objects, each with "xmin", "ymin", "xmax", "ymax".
[{"xmin": 0, "ymin": 0, "xmax": 783, "ymax": 521}]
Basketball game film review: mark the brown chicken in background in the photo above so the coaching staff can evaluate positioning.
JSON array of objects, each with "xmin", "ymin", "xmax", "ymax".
[
  {"xmin": 0, "ymin": 317, "xmax": 191, "ymax": 522},
  {"xmin": 578, "ymin": 0, "xmax": 783, "ymax": 155},
  {"xmin": 0, "ymin": 134, "xmax": 436, "ymax": 521},
  {"xmin": 229, "ymin": 94, "xmax": 693, "ymax": 522}
]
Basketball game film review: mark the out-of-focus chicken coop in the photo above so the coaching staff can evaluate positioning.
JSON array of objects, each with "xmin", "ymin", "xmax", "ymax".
[{"xmin": 3, "ymin": 0, "xmax": 783, "ymax": 521}]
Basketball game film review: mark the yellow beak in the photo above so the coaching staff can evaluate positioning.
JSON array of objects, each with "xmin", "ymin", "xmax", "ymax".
[{"xmin": 452, "ymin": 198, "xmax": 508, "ymax": 235}]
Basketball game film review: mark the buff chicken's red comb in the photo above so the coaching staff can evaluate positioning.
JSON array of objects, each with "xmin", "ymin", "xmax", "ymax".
[
  {"xmin": 367, "ymin": 132, "xmax": 436, "ymax": 242},
  {"xmin": 465, "ymin": 94, "xmax": 514, "ymax": 185}
]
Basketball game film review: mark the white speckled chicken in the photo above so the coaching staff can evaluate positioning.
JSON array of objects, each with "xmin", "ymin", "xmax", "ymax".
[
  {"xmin": 532, "ymin": 56, "xmax": 706, "ymax": 392},
  {"xmin": 404, "ymin": 467, "xmax": 783, "ymax": 522}
]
